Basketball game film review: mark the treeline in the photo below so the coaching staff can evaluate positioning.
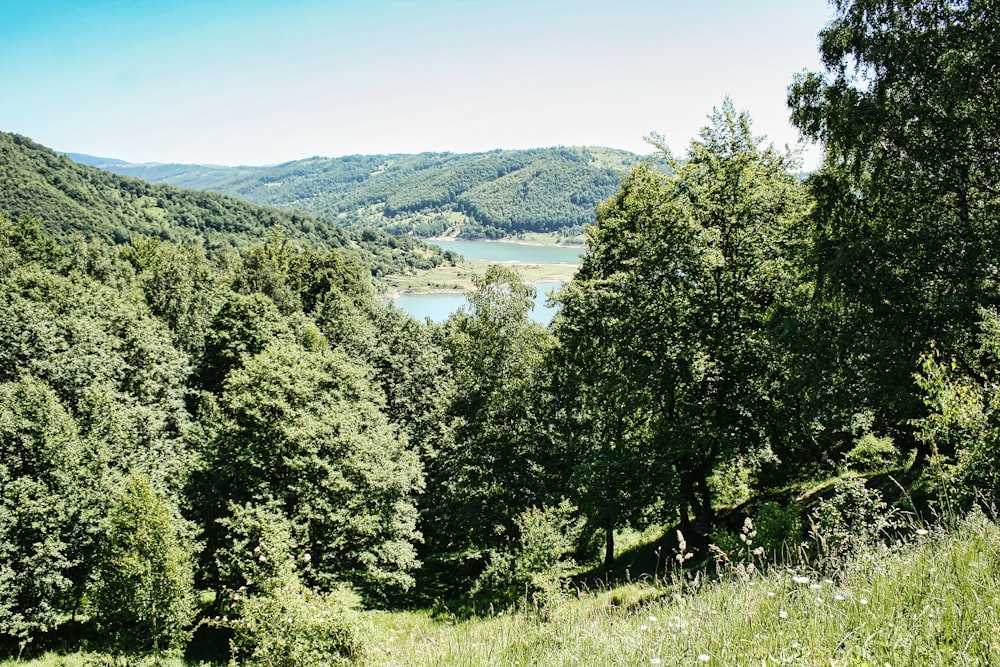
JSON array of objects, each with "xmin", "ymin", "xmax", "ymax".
[
  {"xmin": 91, "ymin": 146, "xmax": 646, "ymax": 239},
  {"xmin": 1, "ymin": 132, "xmax": 454, "ymax": 278},
  {"xmin": 3, "ymin": 1, "xmax": 1000, "ymax": 664}
]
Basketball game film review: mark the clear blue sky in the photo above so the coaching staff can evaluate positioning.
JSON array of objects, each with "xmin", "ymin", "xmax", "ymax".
[{"xmin": 1, "ymin": 0, "xmax": 833, "ymax": 167}]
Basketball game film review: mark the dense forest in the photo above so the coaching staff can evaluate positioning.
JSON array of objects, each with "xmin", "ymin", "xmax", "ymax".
[
  {"xmin": 81, "ymin": 146, "xmax": 646, "ymax": 240},
  {"xmin": 3, "ymin": 0, "xmax": 1000, "ymax": 664}
]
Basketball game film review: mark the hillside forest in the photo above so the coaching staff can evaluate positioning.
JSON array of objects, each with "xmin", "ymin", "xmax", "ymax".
[
  {"xmin": 83, "ymin": 146, "xmax": 647, "ymax": 241},
  {"xmin": 2, "ymin": 0, "xmax": 1000, "ymax": 664}
]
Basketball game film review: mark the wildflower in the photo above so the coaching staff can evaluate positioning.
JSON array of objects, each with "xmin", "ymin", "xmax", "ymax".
[
  {"xmin": 766, "ymin": 591, "xmax": 775, "ymax": 597},
  {"xmin": 258, "ymin": 554, "xmax": 267, "ymax": 562},
  {"xmin": 793, "ymin": 575, "xmax": 810, "ymax": 585},
  {"xmin": 859, "ymin": 598, "xmax": 869, "ymax": 605},
  {"xmin": 640, "ymin": 625, "xmax": 650, "ymax": 632},
  {"xmin": 253, "ymin": 545, "xmax": 261, "ymax": 554},
  {"xmin": 916, "ymin": 528, "xmax": 929, "ymax": 536},
  {"xmin": 649, "ymin": 615, "xmax": 658, "ymax": 622},
  {"xmin": 779, "ymin": 610, "xmax": 788, "ymax": 619},
  {"xmin": 302, "ymin": 552, "xmax": 312, "ymax": 562},
  {"xmin": 651, "ymin": 659, "xmax": 663, "ymax": 665},
  {"xmin": 834, "ymin": 594, "xmax": 845, "ymax": 601},
  {"xmin": 809, "ymin": 583, "xmax": 821, "ymax": 590},
  {"xmin": 698, "ymin": 654, "xmax": 711, "ymax": 662}
]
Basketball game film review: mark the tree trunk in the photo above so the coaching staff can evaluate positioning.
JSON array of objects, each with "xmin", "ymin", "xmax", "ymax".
[
  {"xmin": 604, "ymin": 520, "xmax": 615, "ymax": 569},
  {"xmin": 695, "ymin": 470, "xmax": 716, "ymax": 530}
]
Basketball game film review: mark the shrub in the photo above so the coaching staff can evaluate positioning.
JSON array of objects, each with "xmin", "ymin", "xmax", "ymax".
[
  {"xmin": 474, "ymin": 500, "xmax": 582, "ymax": 613},
  {"xmin": 810, "ymin": 478, "xmax": 892, "ymax": 570},
  {"xmin": 846, "ymin": 433, "xmax": 903, "ymax": 472},
  {"xmin": 754, "ymin": 501, "xmax": 804, "ymax": 556},
  {"xmin": 217, "ymin": 502, "xmax": 369, "ymax": 666},
  {"xmin": 229, "ymin": 576, "xmax": 367, "ymax": 667}
]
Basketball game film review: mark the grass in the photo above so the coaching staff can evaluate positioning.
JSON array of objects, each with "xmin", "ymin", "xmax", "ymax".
[
  {"xmin": 363, "ymin": 512, "xmax": 1000, "ymax": 666},
  {"xmin": 383, "ymin": 259, "xmax": 577, "ymax": 294},
  {"xmin": 9, "ymin": 509, "xmax": 999, "ymax": 666}
]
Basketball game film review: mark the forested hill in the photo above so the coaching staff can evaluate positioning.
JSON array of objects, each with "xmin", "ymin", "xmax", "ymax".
[
  {"xmin": 86, "ymin": 146, "xmax": 648, "ymax": 239},
  {"xmin": 0, "ymin": 132, "xmax": 451, "ymax": 276}
]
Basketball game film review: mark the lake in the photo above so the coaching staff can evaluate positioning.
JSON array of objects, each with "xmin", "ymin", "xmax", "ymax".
[{"xmin": 390, "ymin": 240, "xmax": 583, "ymax": 325}]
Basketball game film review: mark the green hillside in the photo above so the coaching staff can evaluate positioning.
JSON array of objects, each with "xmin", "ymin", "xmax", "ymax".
[
  {"xmin": 90, "ymin": 146, "xmax": 649, "ymax": 239},
  {"xmin": 0, "ymin": 133, "xmax": 451, "ymax": 277}
]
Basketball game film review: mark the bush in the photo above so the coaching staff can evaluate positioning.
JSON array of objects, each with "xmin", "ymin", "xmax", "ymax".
[
  {"xmin": 474, "ymin": 500, "xmax": 582, "ymax": 613},
  {"xmin": 846, "ymin": 433, "xmax": 903, "ymax": 472},
  {"xmin": 229, "ymin": 577, "xmax": 367, "ymax": 667},
  {"xmin": 810, "ymin": 478, "xmax": 892, "ymax": 570},
  {"xmin": 754, "ymin": 501, "xmax": 804, "ymax": 556},
  {"xmin": 217, "ymin": 503, "xmax": 369, "ymax": 666}
]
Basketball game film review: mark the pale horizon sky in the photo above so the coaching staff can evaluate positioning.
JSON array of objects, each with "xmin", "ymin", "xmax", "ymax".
[{"xmin": 2, "ymin": 0, "xmax": 834, "ymax": 168}]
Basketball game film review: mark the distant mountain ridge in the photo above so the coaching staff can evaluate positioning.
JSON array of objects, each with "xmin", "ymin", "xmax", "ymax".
[{"xmin": 86, "ymin": 147, "xmax": 651, "ymax": 240}]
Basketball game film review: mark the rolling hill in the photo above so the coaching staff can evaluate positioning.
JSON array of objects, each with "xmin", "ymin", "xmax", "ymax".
[
  {"xmin": 86, "ymin": 147, "xmax": 651, "ymax": 240},
  {"xmin": 0, "ymin": 132, "xmax": 451, "ymax": 277}
]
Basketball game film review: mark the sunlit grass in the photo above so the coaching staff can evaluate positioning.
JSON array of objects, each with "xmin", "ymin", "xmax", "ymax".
[
  {"xmin": 367, "ymin": 512, "xmax": 1000, "ymax": 666},
  {"xmin": 9, "ymin": 514, "xmax": 999, "ymax": 666},
  {"xmin": 384, "ymin": 259, "xmax": 577, "ymax": 294}
]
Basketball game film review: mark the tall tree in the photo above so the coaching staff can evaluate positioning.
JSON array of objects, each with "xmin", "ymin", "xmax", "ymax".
[
  {"xmin": 420, "ymin": 265, "xmax": 557, "ymax": 593},
  {"xmin": 556, "ymin": 101, "xmax": 808, "ymax": 535},
  {"xmin": 194, "ymin": 340, "xmax": 423, "ymax": 597},
  {"xmin": 788, "ymin": 0, "xmax": 1000, "ymax": 456},
  {"xmin": 0, "ymin": 379, "xmax": 98, "ymax": 640}
]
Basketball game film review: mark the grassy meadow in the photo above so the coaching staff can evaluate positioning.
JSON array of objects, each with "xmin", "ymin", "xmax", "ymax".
[
  {"xmin": 9, "ymin": 510, "xmax": 1000, "ymax": 666},
  {"xmin": 383, "ymin": 258, "xmax": 578, "ymax": 294}
]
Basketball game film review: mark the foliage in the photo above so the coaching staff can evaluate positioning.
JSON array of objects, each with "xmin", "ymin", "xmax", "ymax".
[
  {"xmin": 845, "ymin": 433, "xmax": 904, "ymax": 473},
  {"xmin": 473, "ymin": 500, "xmax": 582, "ymax": 612},
  {"xmin": 420, "ymin": 265, "xmax": 558, "ymax": 595},
  {"xmin": 0, "ymin": 378, "xmax": 95, "ymax": 640},
  {"xmin": 786, "ymin": 0, "xmax": 1000, "ymax": 459},
  {"xmin": 89, "ymin": 472, "xmax": 196, "ymax": 654},
  {"xmin": 911, "ymin": 310, "xmax": 1000, "ymax": 509},
  {"xmin": 195, "ymin": 339, "xmax": 423, "ymax": 596},
  {"xmin": 217, "ymin": 503, "xmax": 369, "ymax": 667},
  {"xmin": 810, "ymin": 478, "xmax": 892, "ymax": 570},
  {"xmin": 230, "ymin": 576, "xmax": 367, "ymax": 667},
  {"xmin": 554, "ymin": 100, "xmax": 808, "ymax": 540},
  {"xmin": 753, "ymin": 501, "xmax": 804, "ymax": 557}
]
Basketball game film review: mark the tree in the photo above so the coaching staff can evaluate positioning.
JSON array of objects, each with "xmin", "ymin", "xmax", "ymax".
[
  {"xmin": 0, "ymin": 378, "xmax": 97, "ymax": 641},
  {"xmin": 420, "ymin": 265, "xmax": 558, "ymax": 593},
  {"xmin": 555, "ymin": 101, "xmax": 808, "ymax": 536},
  {"xmin": 787, "ymin": 0, "xmax": 1000, "ymax": 458},
  {"xmin": 91, "ymin": 471, "xmax": 196, "ymax": 654},
  {"xmin": 194, "ymin": 340, "xmax": 423, "ymax": 597},
  {"xmin": 197, "ymin": 291, "xmax": 293, "ymax": 393}
]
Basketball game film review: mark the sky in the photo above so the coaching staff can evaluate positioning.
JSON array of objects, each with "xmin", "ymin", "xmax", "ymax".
[{"xmin": 1, "ymin": 0, "xmax": 834, "ymax": 168}]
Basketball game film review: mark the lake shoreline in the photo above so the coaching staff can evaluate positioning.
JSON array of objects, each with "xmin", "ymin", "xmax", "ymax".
[{"xmin": 425, "ymin": 236, "xmax": 586, "ymax": 249}]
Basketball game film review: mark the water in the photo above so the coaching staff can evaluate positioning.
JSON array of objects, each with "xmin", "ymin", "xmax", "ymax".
[
  {"xmin": 390, "ymin": 240, "xmax": 582, "ymax": 325},
  {"xmin": 393, "ymin": 281, "xmax": 564, "ymax": 325}
]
